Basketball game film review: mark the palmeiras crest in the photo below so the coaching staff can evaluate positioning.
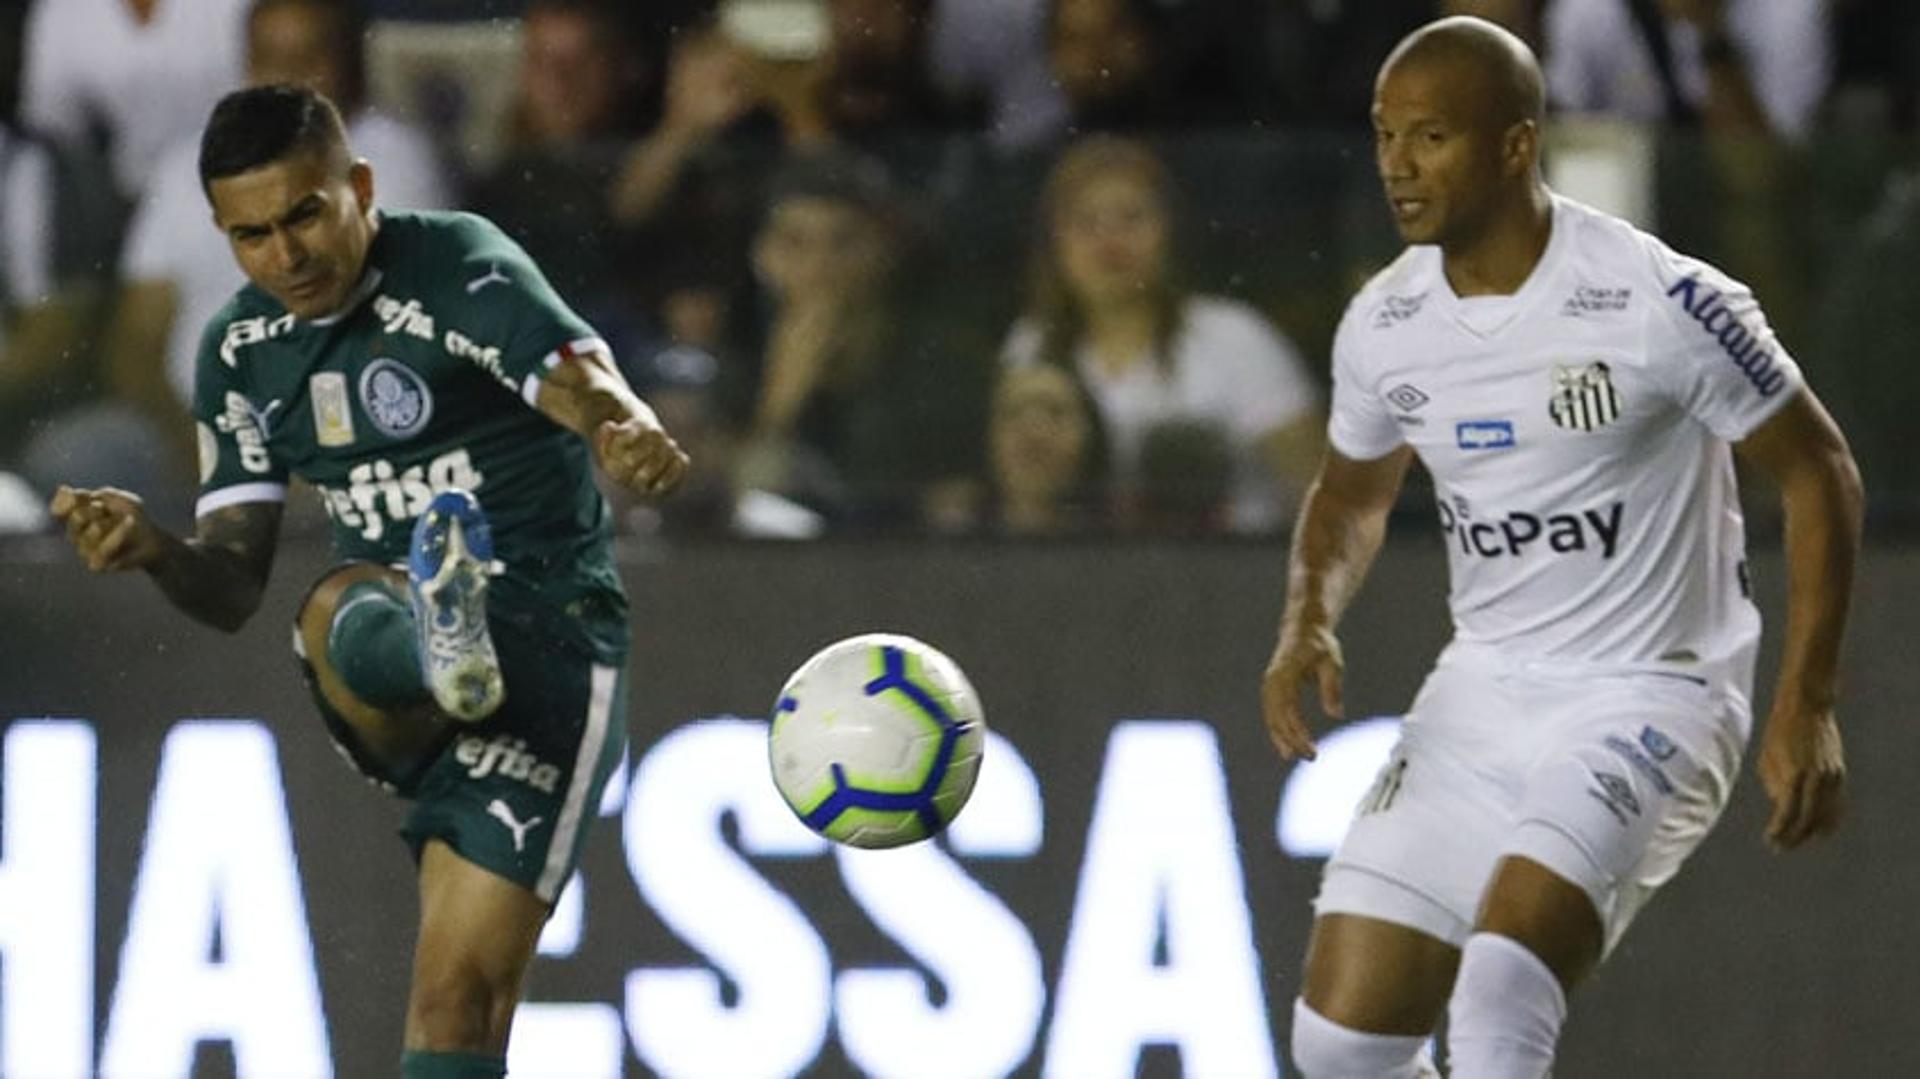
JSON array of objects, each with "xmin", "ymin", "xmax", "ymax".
[
  {"xmin": 1548, "ymin": 361, "xmax": 1622, "ymax": 432},
  {"xmin": 358, "ymin": 358, "xmax": 433, "ymax": 438}
]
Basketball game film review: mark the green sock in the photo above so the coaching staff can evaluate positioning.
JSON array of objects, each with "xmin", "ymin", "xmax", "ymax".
[
  {"xmin": 399, "ymin": 1049, "xmax": 506, "ymax": 1078},
  {"xmin": 327, "ymin": 579, "xmax": 428, "ymax": 707}
]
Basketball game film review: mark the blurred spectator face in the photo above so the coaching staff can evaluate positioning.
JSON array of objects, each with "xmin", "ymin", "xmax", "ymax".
[
  {"xmin": 519, "ymin": 4, "xmax": 623, "ymax": 145},
  {"xmin": 1049, "ymin": 0, "xmax": 1153, "ymax": 110},
  {"xmin": 823, "ymin": 0, "xmax": 931, "ymax": 125},
  {"xmin": 1052, "ymin": 159, "xmax": 1169, "ymax": 307},
  {"xmin": 210, "ymin": 151, "xmax": 377, "ymax": 320},
  {"xmin": 248, "ymin": 0, "xmax": 355, "ymax": 110},
  {"xmin": 992, "ymin": 363, "xmax": 1096, "ymax": 513},
  {"xmin": 1372, "ymin": 52, "xmax": 1511, "ymax": 249},
  {"xmin": 828, "ymin": 0, "xmax": 924, "ymax": 75},
  {"xmin": 753, "ymin": 195, "xmax": 891, "ymax": 302}
]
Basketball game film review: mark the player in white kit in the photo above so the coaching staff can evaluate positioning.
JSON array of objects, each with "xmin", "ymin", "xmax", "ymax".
[{"xmin": 1261, "ymin": 16, "xmax": 1862, "ymax": 1078}]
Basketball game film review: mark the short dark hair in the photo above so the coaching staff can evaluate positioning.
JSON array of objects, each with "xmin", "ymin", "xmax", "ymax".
[{"xmin": 198, "ymin": 83, "xmax": 349, "ymax": 195}]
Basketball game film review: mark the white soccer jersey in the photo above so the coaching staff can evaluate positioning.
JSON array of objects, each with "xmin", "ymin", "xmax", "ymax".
[{"xmin": 1329, "ymin": 194, "xmax": 1799, "ymax": 677}]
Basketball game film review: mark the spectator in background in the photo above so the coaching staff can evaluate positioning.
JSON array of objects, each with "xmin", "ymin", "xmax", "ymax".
[
  {"xmin": 925, "ymin": 0, "xmax": 1067, "ymax": 151},
  {"xmin": 981, "ymin": 361, "xmax": 1109, "ymax": 536},
  {"xmin": 611, "ymin": 1, "xmax": 986, "ymax": 436},
  {"xmin": 20, "ymin": 0, "xmax": 250, "ymax": 209},
  {"xmin": 0, "ymin": 122, "xmax": 88, "ymax": 467},
  {"xmin": 1826, "ymin": 0, "xmax": 1920, "ymax": 132},
  {"xmin": 1544, "ymin": 0, "xmax": 1831, "ymax": 139},
  {"xmin": 1129, "ymin": 418, "xmax": 1234, "ymax": 535},
  {"xmin": 94, "ymin": 0, "xmax": 448, "ymax": 495},
  {"xmin": 468, "ymin": 0, "xmax": 644, "ymax": 325},
  {"xmin": 609, "ymin": 17, "xmax": 776, "ymax": 348},
  {"xmin": 1813, "ymin": 168, "xmax": 1920, "ymax": 518},
  {"xmin": 1549, "ymin": 0, "xmax": 1829, "ymax": 349},
  {"xmin": 1289, "ymin": 0, "xmax": 1437, "ymax": 129},
  {"xmin": 1001, "ymin": 136, "xmax": 1323, "ymax": 533},
  {"xmin": 723, "ymin": 151, "xmax": 992, "ymax": 530}
]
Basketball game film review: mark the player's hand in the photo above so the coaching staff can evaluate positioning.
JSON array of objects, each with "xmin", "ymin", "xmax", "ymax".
[
  {"xmin": 49, "ymin": 485, "xmax": 165, "ymax": 572},
  {"xmin": 1757, "ymin": 706, "xmax": 1846, "ymax": 851},
  {"xmin": 595, "ymin": 417, "xmax": 689, "ymax": 498},
  {"xmin": 1260, "ymin": 622, "xmax": 1345, "ymax": 762}
]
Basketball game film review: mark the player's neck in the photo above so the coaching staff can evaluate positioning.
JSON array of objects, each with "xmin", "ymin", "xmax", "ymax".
[
  {"xmin": 305, "ymin": 214, "xmax": 384, "ymax": 323},
  {"xmin": 1442, "ymin": 185, "xmax": 1554, "ymax": 298}
]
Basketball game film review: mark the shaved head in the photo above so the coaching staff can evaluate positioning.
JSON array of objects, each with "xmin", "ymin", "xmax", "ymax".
[
  {"xmin": 1380, "ymin": 15, "xmax": 1544, "ymax": 131},
  {"xmin": 1369, "ymin": 15, "xmax": 1553, "ymax": 269}
]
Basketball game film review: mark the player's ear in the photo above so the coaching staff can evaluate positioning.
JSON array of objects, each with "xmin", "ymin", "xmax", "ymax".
[
  {"xmin": 348, "ymin": 158, "xmax": 375, "ymax": 213},
  {"xmin": 1502, "ymin": 118, "xmax": 1539, "ymax": 177}
]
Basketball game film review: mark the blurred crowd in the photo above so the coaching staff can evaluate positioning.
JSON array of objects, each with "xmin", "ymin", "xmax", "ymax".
[{"xmin": 2, "ymin": 0, "xmax": 1918, "ymax": 540}]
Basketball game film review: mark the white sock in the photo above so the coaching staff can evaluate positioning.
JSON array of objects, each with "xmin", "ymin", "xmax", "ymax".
[
  {"xmin": 1291, "ymin": 998, "xmax": 1428, "ymax": 1079},
  {"xmin": 1447, "ymin": 932, "xmax": 1568, "ymax": 1079}
]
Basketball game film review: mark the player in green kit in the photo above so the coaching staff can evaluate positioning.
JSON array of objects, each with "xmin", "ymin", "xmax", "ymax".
[{"xmin": 48, "ymin": 84, "xmax": 689, "ymax": 1077}]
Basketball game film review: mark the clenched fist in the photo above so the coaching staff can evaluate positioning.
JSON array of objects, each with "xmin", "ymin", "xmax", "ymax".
[
  {"xmin": 49, "ymin": 485, "xmax": 165, "ymax": 572},
  {"xmin": 594, "ymin": 417, "xmax": 690, "ymax": 498}
]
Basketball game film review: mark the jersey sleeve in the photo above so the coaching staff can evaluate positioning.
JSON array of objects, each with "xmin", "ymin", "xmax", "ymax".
[
  {"xmin": 190, "ymin": 314, "xmax": 290, "ymax": 518},
  {"xmin": 1647, "ymin": 243, "xmax": 1803, "ymax": 442},
  {"xmin": 1325, "ymin": 302, "xmax": 1404, "ymax": 460},
  {"xmin": 443, "ymin": 215, "xmax": 603, "ymax": 406}
]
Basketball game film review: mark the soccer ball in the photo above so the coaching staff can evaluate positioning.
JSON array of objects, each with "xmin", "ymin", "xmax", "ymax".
[{"xmin": 768, "ymin": 633, "xmax": 987, "ymax": 849}]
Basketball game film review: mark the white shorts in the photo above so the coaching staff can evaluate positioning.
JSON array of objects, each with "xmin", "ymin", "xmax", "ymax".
[{"xmin": 1314, "ymin": 641, "xmax": 1750, "ymax": 953}]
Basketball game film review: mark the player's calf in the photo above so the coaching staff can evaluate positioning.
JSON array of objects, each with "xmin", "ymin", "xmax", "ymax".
[{"xmin": 295, "ymin": 562, "xmax": 450, "ymax": 791}]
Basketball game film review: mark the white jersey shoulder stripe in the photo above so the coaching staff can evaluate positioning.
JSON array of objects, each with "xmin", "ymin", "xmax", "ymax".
[{"xmin": 196, "ymin": 482, "xmax": 288, "ymax": 518}]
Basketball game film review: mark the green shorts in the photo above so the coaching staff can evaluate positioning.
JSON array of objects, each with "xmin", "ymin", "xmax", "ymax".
[{"xmin": 298, "ymin": 601, "xmax": 629, "ymax": 905}]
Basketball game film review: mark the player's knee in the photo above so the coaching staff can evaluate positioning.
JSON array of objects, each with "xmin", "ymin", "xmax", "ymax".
[
  {"xmin": 407, "ymin": 963, "xmax": 519, "ymax": 1053},
  {"xmin": 1290, "ymin": 998, "xmax": 1430, "ymax": 1079}
]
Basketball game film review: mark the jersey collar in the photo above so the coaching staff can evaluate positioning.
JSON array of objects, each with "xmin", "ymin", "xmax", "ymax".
[
  {"xmin": 304, "ymin": 266, "xmax": 385, "ymax": 327},
  {"xmin": 1430, "ymin": 192, "xmax": 1572, "ymax": 339}
]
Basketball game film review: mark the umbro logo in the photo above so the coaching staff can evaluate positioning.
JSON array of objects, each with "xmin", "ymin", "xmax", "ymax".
[{"xmin": 1385, "ymin": 384, "xmax": 1430, "ymax": 411}]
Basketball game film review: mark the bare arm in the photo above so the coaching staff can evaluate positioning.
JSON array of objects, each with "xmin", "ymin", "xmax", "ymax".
[
  {"xmin": 1734, "ymin": 388, "xmax": 1861, "ymax": 849},
  {"xmin": 1260, "ymin": 445, "xmax": 1414, "ymax": 760},
  {"xmin": 49, "ymin": 487, "xmax": 281, "ymax": 633},
  {"xmin": 533, "ymin": 345, "xmax": 690, "ymax": 497}
]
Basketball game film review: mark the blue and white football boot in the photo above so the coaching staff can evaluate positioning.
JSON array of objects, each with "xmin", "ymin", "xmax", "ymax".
[{"xmin": 408, "ymin": 489, "xmax": 504, "ymax": 722}]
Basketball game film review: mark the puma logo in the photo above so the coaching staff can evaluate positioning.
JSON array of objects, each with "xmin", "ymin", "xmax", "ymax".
[
  {"xmin": 486, "ymin": 798, "xmax": 543, "ymax": 853},
  {"xmin": 465, "ymin": 262, "xmax": 510, "ymax": 294},
  {"xmin": 246, "ymin": 397, "xmax": 284, "ymax": 437}
]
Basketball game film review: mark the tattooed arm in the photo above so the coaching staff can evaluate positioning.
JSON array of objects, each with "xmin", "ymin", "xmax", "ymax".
[{"xmin": 50, "ymin": 486, "xmax": 282, "ymax": 633}]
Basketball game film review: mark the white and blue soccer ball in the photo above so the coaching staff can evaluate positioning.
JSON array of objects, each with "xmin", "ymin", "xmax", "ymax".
[{"xmin": 768, "ymin": 633, "xmax": 987, "ymax": 849}]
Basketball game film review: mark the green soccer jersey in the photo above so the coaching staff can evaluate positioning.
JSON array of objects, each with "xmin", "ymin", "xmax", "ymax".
[{"xmin": 193, "ymin": 210, "xmax": 627, "ymax": 662}]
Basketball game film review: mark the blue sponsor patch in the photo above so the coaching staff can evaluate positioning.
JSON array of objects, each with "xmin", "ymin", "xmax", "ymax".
[{"xmin": 1456, "ymin": 420, "xmax": 1515, "ymax": 450}]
